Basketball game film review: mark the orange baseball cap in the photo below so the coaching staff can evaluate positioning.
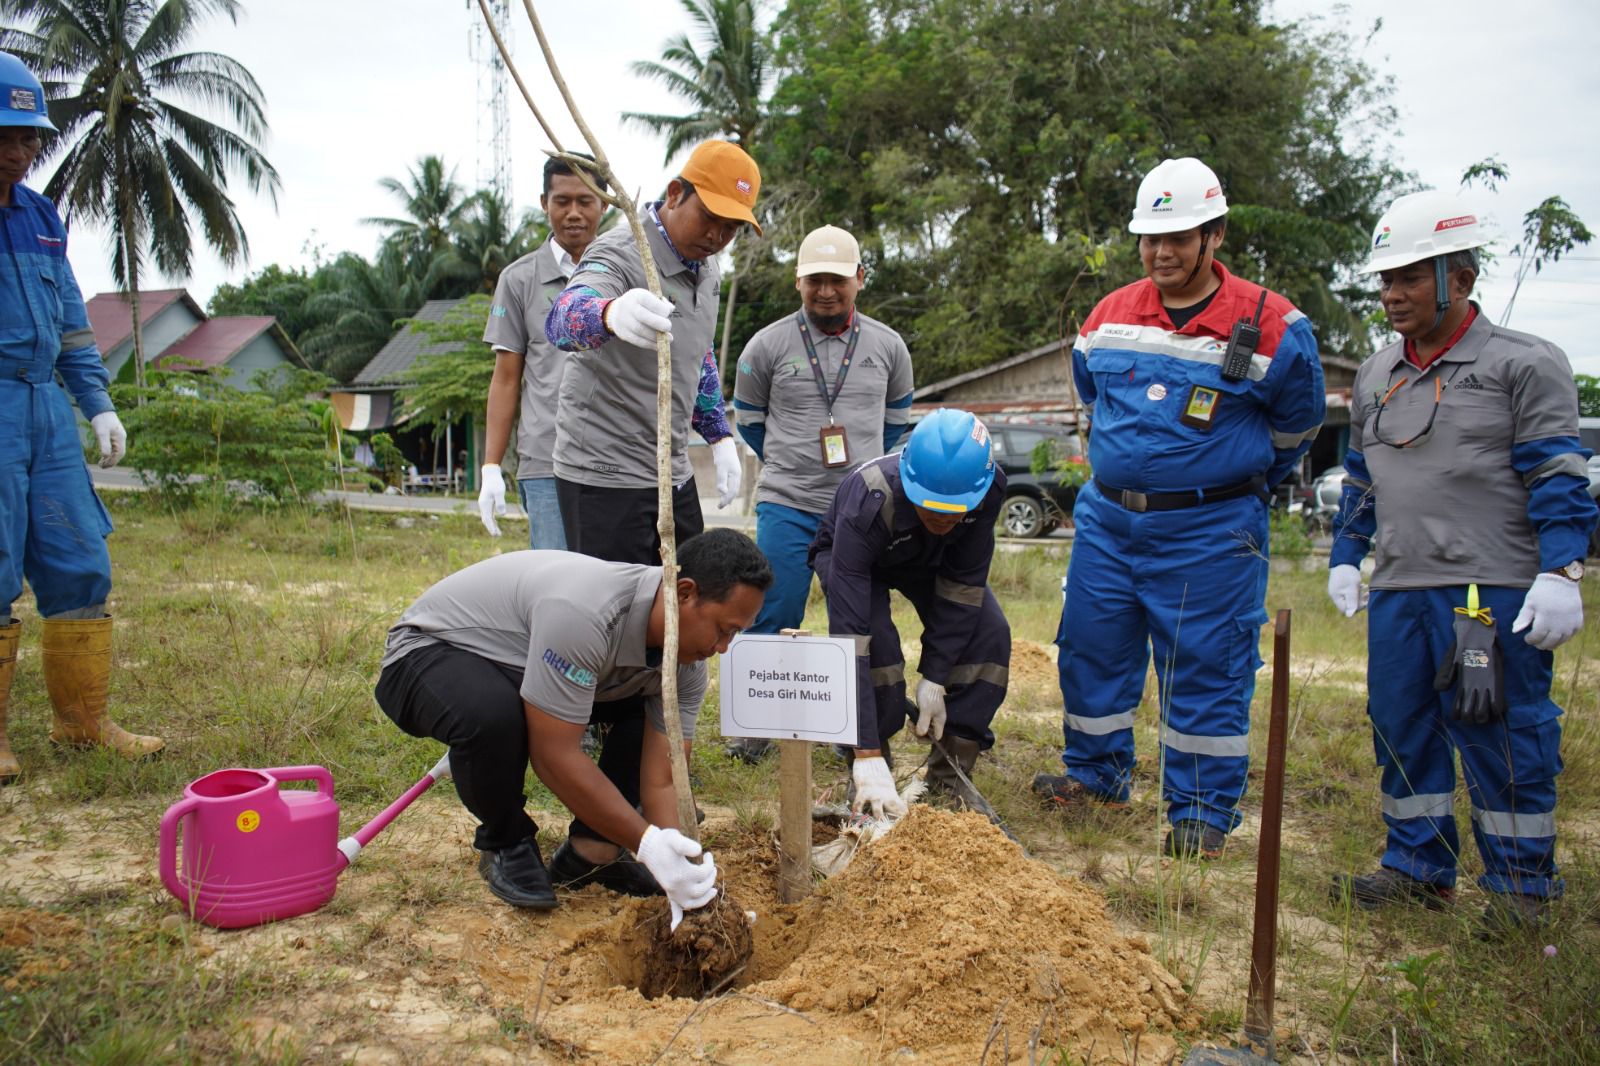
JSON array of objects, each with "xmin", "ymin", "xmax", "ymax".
[{"xmin": 679, "ymin": 139, "xmax": 762, "ymax": 236}]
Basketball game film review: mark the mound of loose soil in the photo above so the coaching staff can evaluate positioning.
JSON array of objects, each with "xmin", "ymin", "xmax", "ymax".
[
  {"xmin": 764, "ymin": 807, "xmax": 1192, "ymax": 1051},
  {"xmin": 1009, "ymin": 638, "xmax": 1059, "ymax": 689}
]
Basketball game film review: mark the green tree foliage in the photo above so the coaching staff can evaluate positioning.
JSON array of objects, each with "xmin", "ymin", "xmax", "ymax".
[
  {"xmin": 1, "ymin": 0, "xmax": 281, "ymax": 390},
  {"xmin": 112, "ymin": 366, "xmax": 337, "ymax": 505},
  {"xmin": 393, "ymin": 295, "xmax": 493, "ymax": 442},
  {"xmin": 449, "ymin": 189, "xmax": 549, "ymax": 295},
  {"xmin": 1502, "ymin": 196, "xmax": 1593, "ymax": 326},
  {"xmin": 208, "ymin": 263, "xmax": 329, "ymax": 341},
  {"xmin": 739, "ymin": 0, "xmax": 1402, "ymax": 383},
  {"xmin": 1575, "ymin": 374, "xmax": 1600, "ymax": 418},
  {"xmin": 298, "ymin": 247, "xmax": 428, "ymax": 383},
  {"xmin": 623, "ymin": 0, "xmax": 771, "ymax": 159}
]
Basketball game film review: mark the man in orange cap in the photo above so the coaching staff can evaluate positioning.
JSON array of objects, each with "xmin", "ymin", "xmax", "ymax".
[{"xmin": 544, "ymin": 139, "xmax": 761, "ymax": 565}]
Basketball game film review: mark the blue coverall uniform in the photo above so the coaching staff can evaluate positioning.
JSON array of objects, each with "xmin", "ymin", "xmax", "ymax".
[
  {"xmin": 808, "ymin": 454, "xmax": 1010, "ymax": 752},
  {"xmin": 1334, "ymin": 307, "xmax": 1596, "ymax": 899},
  {"xmin": 1, "ymin": 182, "xmax": 115, "ymax": 620},
  {"xmin": 1056, "ymin": 261, "xmax": 1325, "ymax": 831}
]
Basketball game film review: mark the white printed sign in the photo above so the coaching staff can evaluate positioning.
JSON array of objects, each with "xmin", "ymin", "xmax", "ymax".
[{"xmin": 719, "ymin": 633, "xmax": 857, "ymax": 743}]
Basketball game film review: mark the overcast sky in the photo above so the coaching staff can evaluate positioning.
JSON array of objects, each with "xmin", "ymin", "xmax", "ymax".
[{"xmin": 46, "ymin": 0, "xmax": 1600, "ymax": 374}]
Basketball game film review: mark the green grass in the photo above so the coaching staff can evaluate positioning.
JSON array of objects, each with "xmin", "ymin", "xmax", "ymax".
[{"xmin": 3, "ymin": 492, "xmax": 1598, "ymax": 1063}]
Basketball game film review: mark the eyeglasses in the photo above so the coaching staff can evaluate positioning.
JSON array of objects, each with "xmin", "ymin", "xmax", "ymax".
[{"xmin": 1371, "ymin": 374, "xmax": 1444, "ymax": 449}]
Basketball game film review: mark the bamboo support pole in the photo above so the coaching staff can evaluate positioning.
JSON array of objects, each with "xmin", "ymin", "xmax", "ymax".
[{"xmin": 477, "ymin": 0, "xmax": 699, "ymax": 841}]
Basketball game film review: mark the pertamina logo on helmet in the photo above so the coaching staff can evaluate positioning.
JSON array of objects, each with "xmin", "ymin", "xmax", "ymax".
[
  {"xmin": 1373, "ymin": 227, "xmax": 1392, "ymax": 249},
  {"xmin": 1434, "ymin": 214, "xmax": 1477, "ymax": 232},
  {"xmin": 1152, "ymin": 192, "xmax": 1174, "ymax": 210}
]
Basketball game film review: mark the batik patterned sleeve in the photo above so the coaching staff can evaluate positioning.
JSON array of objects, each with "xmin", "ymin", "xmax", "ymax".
[
  {"xmin": 691, "ymin": 348, "xmax": 732, "ymax": 443},
  {"xmin": 543, "ymin": 284, "xmax": 611, "ymax": 352}
]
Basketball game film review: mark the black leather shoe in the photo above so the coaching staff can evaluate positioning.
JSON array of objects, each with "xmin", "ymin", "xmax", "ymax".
[
  {"xmin": 549, "ymin": 839, "xmax": 662, "ymax": 897},
  {"xmin": 477, "ymin": 838, "xmax": 558, "ymax": 909},
  {"xmin": 1330, "ymin": 867, "xmax": 1452, "ymax": 911}
]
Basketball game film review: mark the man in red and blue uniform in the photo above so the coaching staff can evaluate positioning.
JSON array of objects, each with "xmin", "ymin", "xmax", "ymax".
[{"xmin": 1033, "ymin": 158, "xmax": 1325, "ymax": 858}]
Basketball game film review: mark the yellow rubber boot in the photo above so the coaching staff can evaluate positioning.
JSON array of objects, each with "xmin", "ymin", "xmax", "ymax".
[
  {"xmin": 42, "ymin": 616, "xmax": 164, "ymax": 758},
  {"xmin": 0, "ymin": 621, "xmax": 20, "ymax": 784}
]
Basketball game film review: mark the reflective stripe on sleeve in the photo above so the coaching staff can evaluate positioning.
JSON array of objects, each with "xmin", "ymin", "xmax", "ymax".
[
  {"xmin": 870, "ymin": 663, "xmax": 905, "ymax": 688},
  {"xmin": 60, "ymin": 328, "xmax": 96, "ymax": 350},
  {"xmin": 1522, "ymin": 452, "xmax": 1588, "ymax": 486},
  {"xmin": 1272, "ymin": 424, "xmax": 1323, "ymax": 449},
  {"xmin": 946, "ymin": 662, "xmax": 1009, "ymax": 688},
  {"xmin": 935, "ymin": 576, "xmax": 985, "ymax": 607}
]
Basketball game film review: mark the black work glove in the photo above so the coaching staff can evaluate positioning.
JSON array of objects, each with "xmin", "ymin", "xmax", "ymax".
[{"xmin": 1433, "ymin": 614, "xmax": 1505, "ymax": 725}]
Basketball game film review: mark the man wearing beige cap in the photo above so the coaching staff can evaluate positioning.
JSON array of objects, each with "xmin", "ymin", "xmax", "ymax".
[
  {"xmin": 544, "ymin": 139, "xmax": 760, "ymax": 566},
  {"xmin": 724, "ymin": 224, "xmax": 915, "ymax": 761}
]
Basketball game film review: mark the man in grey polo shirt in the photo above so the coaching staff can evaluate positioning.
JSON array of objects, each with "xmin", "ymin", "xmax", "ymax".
[
  {"xmin": 375, "ymin": 529, "xmax": 771, "ymax": 916},
  {"xmin": 1327, "ymin": 190, "xmax": 1596, "ymax": 929},
  {"xmin": 724, "ymin": 224, "xmax": 915, "ymax": 761},
  {"xmin": 478, "ymin": 153, "xmax": 607, "ymax": 548},
  {"xmin": 544, "ymin": 139, "xmax": 757, "ymax": 565}
]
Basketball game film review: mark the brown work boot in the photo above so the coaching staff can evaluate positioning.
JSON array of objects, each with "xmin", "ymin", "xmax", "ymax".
[
  {"xmin": 42, "ymin": 616, "xmax": 163, "ymax": 758},
  {"xmin": 1031, "ymin": 772, "xmax": 1128, "ymax": 812},
  {"xmin": 0, "ymin": 620, "xmax": 20, "ymax": 784},
  {"xmin": 926, "ymin": 736, "xmax": 985, "ymax": 810}
]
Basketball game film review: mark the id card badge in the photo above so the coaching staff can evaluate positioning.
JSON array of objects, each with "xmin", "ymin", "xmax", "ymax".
[
  {"xmin": 1179, "ymin": 384, "xmax": 1220, "ymax": 431},
  {"xmin": 819, "ymin": 423, "xmax": 851, "ymax": 468}
]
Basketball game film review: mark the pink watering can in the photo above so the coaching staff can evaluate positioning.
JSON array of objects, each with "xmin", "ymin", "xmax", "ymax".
[{"xmin": 159, "ymin": 754, "xmax": 450, "ymax": 929}]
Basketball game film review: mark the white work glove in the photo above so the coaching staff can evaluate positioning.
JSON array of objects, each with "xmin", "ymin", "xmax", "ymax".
[
  {"xmin": 913, "ymin": 678, "xmax": 947, "ymax": 740},
  {"xmin": 604, "ymin": 288, "xmax": 674, "ymax": 348},
  {"xmin": 850, "ymin": 755, "xmax": 907, "ymax": 820},
  {"xmin": 1512, "ymin": 572, "xmax": 1585, "ymax": 651},
  {"xmin": 636, "ymin": 825, "xmax": 718, "ymax": 932},
  {"xmin": 90, "ymin": 411, "xmax": 126, "ymax": 469},
  {"xmin": 711, "ymin": 436, "xmax": 741, "ymax": 509},
  {"xmin": 1327, "ymin": 564, "xmax": 1366, "ymax": 618},
  {"xmin": 477, "ymin": 463, "xmax": 506, "ymax": 537}
]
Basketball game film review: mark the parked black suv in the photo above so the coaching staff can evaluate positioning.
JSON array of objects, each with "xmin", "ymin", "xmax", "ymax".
[{"xmin": 991, "ymin": 421, "xmax": 1085, "ymax": 538}]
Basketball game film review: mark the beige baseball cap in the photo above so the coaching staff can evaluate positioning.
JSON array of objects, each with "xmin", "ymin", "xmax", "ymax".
[{"xmin": 796, "ymin": 225, "xmax": 860, "ymax": 277}]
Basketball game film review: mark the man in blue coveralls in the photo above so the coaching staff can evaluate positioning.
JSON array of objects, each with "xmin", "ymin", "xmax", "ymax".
[
  {"xmin": 809, "ymin": 408, "xmax": 1011, "ymax": 814},
  {"xmin": 1328, "ymin": 190, "xmax": 1596, "ymax": 928},
  {"xmin": 0, "ymin": 51, "xmax": 163, "ymax": 783},
  {"xmin": 1032, "ymin": 157, "xmax": 1325, "ymax": 858}
]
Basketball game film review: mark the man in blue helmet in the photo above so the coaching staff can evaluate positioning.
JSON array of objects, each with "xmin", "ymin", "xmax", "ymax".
[
  {"xmin": 809, "ymin": 408, "xmax": 1011, "ymax": 814},
  {"xmin": 1328, "ymin": 190, "xmax": 1595, "ymax": 929},
  {"xmin": 0, "ymin": 51, "xmax": 163, "ymax": 784},
  {"xmin": 1032, "ymin": 157, "xmax": 1325, "ymax": 859}
]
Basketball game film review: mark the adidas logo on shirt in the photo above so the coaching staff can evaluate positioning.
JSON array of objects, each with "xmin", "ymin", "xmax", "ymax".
[{"xmin": 1455, "ymin": 373, "xmax": 1484, "ymax": 391}]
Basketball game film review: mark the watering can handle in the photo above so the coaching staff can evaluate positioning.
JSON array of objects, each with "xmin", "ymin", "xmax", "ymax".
[
  {"xmin": 159, "ymin": 796, "xmax": 201, "ymax": 906},
  {"xmin": 262, "ymin": 765, "xmax": 335, "ymax": 796}
]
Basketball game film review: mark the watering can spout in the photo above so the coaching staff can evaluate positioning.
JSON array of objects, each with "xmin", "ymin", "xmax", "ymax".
[{"xmin": 338, "ymin": 753, "xmax": 454, "ymax": 871}]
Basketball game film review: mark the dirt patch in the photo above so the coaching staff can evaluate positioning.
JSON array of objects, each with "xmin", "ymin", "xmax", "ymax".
[{"xmin": 1011, "ymin": 637, "xmax": 1057, "ymax": 689}]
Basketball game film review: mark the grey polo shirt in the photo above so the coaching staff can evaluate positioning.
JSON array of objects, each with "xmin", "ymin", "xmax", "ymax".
[
  {"xmin": 734, "ymin": 309, "xmax": 914, "ymax": 513},
  {"xmin": 1350, "ymin": 310, "xmax": 1584, "ymax": 589},
  {"xmin": 382, "ymin": 551, "xmax": 706, "ymax": 737},
  {"xmin": 552, "ymin": 216, "xmax": 721, "ymax": 488},
  {"xmin": 483, "ymin": 240, "xmax": 575, "ymax": 480}
]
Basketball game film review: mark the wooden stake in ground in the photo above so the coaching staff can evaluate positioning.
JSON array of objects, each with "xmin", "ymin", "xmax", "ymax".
[
  {"xmin": 1245, "ymin": 609, "xmax": 1291, "ymax": 1053},
  {"xmin": 476, "ymin": 0, "xmax": 697, "ymax": 839}
]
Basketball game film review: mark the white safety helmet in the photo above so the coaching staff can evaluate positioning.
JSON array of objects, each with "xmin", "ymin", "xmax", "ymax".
[
  {"xmin": 1361, "ymin": 189, "xmax": 1488, "ymax": 274},
  {"xmin": 1128, "ymin": 157, "xmax": 1229, "ymax": 235}
]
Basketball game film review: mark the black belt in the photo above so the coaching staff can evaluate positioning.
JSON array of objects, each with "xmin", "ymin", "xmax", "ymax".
[{"xmin": 1094, "ymin": 477, "xmax": 1265, "ymax": 513}]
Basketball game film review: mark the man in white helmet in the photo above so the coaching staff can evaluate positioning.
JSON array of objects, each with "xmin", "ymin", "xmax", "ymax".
[
  {"xmin": 723, "ymin": 224, "xmax": 915, "ymax": 762},
  {"xmin": 1327, "ymin": 190, "xmax": 1596, "ymax": 929},
  {"xmin": 0, "ymin": 50, "xmax": 162, "ymax": 783},
  {"xmin": 1032, "ymin": 157, "xmax": 1326, "ymax": 859}
]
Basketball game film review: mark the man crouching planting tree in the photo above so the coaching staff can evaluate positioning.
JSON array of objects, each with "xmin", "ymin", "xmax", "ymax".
[{"xmin": 375, "ymin": 530, "xmax": 770, "ymax": 927}]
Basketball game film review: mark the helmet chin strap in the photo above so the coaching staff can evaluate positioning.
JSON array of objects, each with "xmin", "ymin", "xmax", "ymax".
[
  {"xmin": 1430, "ymin": 256, "xmax": 1452, "ymax": 333},
  {"xmin": 1182, "ymin": 231, "xmax": 1215, "ymax": 292}
]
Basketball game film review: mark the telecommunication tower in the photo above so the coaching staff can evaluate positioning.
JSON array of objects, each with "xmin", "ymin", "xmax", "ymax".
[{"xmin": 468, "ymin": 0, "xmax": 513, "ymax": 205}]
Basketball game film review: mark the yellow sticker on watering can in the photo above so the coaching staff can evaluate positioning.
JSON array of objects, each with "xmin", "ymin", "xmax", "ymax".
[{"xmin": 236, "ymin": 809, "xmax": 261, "ymax": 833}]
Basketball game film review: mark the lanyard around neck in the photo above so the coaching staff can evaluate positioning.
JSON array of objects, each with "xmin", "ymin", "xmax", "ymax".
[{"xmin": 795, "ymin": 311, "xmax": 861, "ymax": 423}]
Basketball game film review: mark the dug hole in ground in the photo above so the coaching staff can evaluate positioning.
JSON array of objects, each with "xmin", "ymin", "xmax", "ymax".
[{"xmin": 4, "ymin": 793, "xmax": 1195, "ymax": 1065}]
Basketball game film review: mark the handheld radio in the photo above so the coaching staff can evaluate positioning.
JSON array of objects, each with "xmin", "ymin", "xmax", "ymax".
[{"xmin": 1220, "ymin": 290, "xmax": 1268, "ymax": 382}]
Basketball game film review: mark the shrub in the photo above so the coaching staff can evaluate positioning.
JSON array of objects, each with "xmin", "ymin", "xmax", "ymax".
[{"xmin": 112, "ymin": 367, "xmax": 339, "ymax": 505}]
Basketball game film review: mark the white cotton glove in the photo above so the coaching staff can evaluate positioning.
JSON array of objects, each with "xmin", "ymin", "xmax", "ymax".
[
  {"xmin": 1327, "ymin": 564, "xmax": 1366, "ymax": 618},
  {"xmin": 913, "ymin": 679, "xmax": 947, "ymax": 740},
  {"xmin": 850, "ymin": 755, "xmax": 907, "ymax": 820},
  {"xmin": 711, "ymin": 436, "xmax": 741, "ymax": 509},
  {"xmin": 604, "ymin": 288, "xmax": 674, "ymax": 347},
  {"xmin": 476, "ymin": 464, "xmax": 507, "ymax": 537},
  {"xmin": 636, "ymin": 825, "xmax": 718, "ymax": 932},
  {"xmin": 1512, "ymin": 572, "xmax": 1585, "ymax": 651},
  {"xmin": 90, "ymin": 411, "xmax": 126, "ymax": 469}
]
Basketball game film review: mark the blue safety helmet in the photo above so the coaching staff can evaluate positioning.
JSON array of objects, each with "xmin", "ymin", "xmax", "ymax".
[
  {"xmin": 0, "ymin": 51, "xmax": 56, "ymax": 131},
  {"xmin": 899, "ymin": 408, "xmax": 996, "ymax": 514}
]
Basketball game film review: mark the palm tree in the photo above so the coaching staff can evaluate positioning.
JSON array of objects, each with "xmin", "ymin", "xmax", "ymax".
[
  {"xmin": 364, "ymin": 155, "xmax": 473, "ymax": 278},
  {"xmin": 299, "ymin": 247, "xmax": 427, "ymax": 384},
  {"xmin": 1, "ymin": 0, "xmax": 281, "ymax": 391},
  {"xmin": 621, "ymin": 0, "xmax": 770, "ymax": 159},
  {"xmin": 447, "ymin": 190, "xmax": 547, "ymax": 295}
]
